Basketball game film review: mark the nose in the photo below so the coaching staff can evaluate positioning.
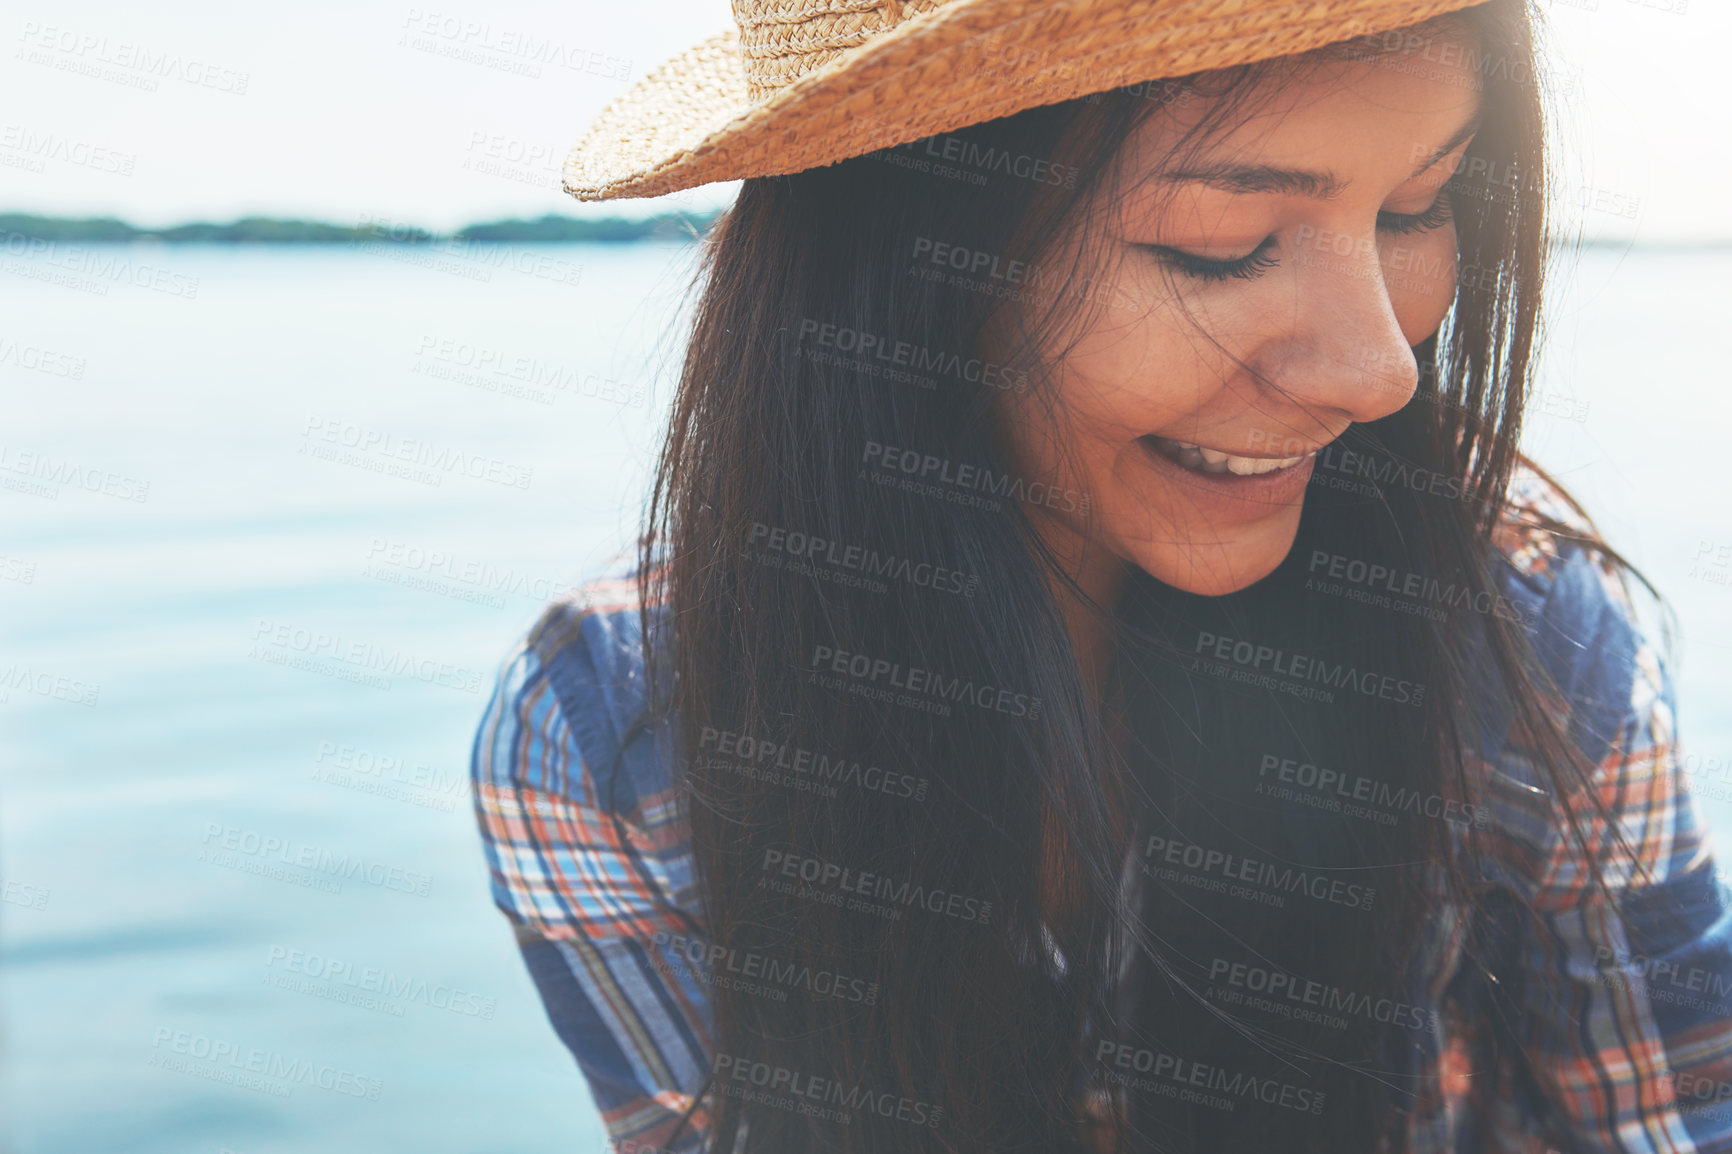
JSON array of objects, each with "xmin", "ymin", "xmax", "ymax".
[{"xmin": 1251, "ymin": 224, "xmax": 1425, "ymax": 424}]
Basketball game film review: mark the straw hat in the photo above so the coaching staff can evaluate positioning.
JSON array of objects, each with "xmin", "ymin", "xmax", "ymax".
[{"xmin": 565, "ymin": 0, "xmax": 1488, "ymax": 202}]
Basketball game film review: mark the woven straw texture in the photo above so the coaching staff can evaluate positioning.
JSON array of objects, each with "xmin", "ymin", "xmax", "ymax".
[{"xmin": 564, "ymin": 0, "xmax": 1489, "ymax": 202}]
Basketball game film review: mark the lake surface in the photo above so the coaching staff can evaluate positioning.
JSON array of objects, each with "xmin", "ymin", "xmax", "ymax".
[{"xmin": 1, "ymin": 240, "xmax": 1729, "ymax": 1153}]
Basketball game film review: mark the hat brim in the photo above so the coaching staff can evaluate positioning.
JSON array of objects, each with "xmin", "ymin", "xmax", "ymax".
[{"xmin": 564, "ymin": 0, "xmax": 1490, "ymax": 202}]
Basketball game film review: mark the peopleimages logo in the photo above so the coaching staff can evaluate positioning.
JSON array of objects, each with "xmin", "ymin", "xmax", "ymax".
[
  {"xmin": 1305, "ymin": 549, "xmax": 1536, "ymax": 627},
  {"xmin": 1690, "ymin": 539, "xmax": 1732, "ymax": 591},
  {"xmin": 712, "ymin": 1052, "xmax": 944, "ymax": 1128},
  {"xmin": 1208, "ymin": 957, "xmax": 1435, "ymax": 1032},
  {"xmin": 0, "ymin": 231, "xmax": 200, "ymax": 298},
  {"xmin": 650, "ymin": 930, "xmax": 880, "ymax": 1006},
  {"xmin": 1093, "ymin": 1041, "xmax": 1326, "ymax": 1116},
  {"xmin": 1593, "ymin": 945, "xmax": 1732, "ymax": 1008},
  {"xmin": 797, "ymin": 320, "xmax": 1030, "ymax": 393},
  {"xmin": 16, "ymin": 22, "xmax": 251, "ymax": 93},
  {"xmin": 250, "ymin": 618, "xmax": 486, "ymax": 694},
  {"xmin": 264, "ymin": 945, "xmax": 495, "ymax": 1019},
  {"xmin": 0, "ymin": 335, "xmax": 86, "ymax": 378},
  {"xmin": 1256, "ymin": 753, "xmax": 1485, "ymax": 830},
  {"xmin": 300, "ymin": 415, "xmax": 534, "ymax": 490},
  {"xmin": 697, "ymin": 727, "xmax": 929, "ymax": 801},
  {"xmin": 1193, "ymin": 630, "xmax": 1425, "ymax": 707},
  {"xmin": 0, "ymin": 443, "xmax": 149, "ymax": 502},
  {"xmin": 2, "ymin": 880, "xmax": 49, "ymax": 910},
  {"xmin": 808, "ymin": 643, "xmax": 1042, "ymax": 720},
  {"xmin": 1144, "ymin": 833, "xmax": 1377, "ymax": 912},
  {"xmin": 200, "ymin": 823, "xmax": 433, "ymax": 898},
  {"xmin": 862, "ymin": 440, "xmax": 1089, "ymax": 515},
  {"xmin": 759, "ymin": 850, "xmax": 992, "ymax": 925},
  {"xmin": 0, "ymin": 661, "xmax": 100, "ymax": 707},
  {"xmin": 148, "ymin": 1028, "xmax": 382, "ymax": 1100},
  {"xmin": 886, "ymin": 133, "xmax": 1079, "ymax": 188},
  {"xmin": 1309, "ymin": 443, "xmax": 1473, "ymax": 504},
  {"xmin": 412, "ymin": 335, "xmax": 645, "ymax": 407},
  {"xmin": 746, "ymin": 522, "xmax": 978, "ymax": 597}
]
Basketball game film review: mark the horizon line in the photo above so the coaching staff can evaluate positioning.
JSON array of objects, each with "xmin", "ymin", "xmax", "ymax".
[{"xmin": 0, "ymin": 211, "xmax": 1725, "ymax": 250}]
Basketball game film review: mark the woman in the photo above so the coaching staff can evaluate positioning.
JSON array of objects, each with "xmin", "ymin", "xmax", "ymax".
[{"xmin": 471, "ymin": 0, "xmax": 1732, "ymax": 1151}]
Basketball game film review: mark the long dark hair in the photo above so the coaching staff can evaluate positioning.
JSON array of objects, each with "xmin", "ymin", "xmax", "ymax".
[{"xmin": 635, "ymin": 2, "xmax": 1653, "ymax": 1150}]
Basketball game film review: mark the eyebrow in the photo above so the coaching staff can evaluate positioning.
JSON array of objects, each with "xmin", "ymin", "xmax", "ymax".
[{"xmin": 1156, "ymin": 112, "xmax": 1484, "ymax": 199}]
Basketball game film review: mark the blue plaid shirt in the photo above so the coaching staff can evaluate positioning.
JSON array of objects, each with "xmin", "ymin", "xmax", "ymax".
[{"xmin": 470, "ymin": 467, "xmax": 1732, "ymax": 1153}]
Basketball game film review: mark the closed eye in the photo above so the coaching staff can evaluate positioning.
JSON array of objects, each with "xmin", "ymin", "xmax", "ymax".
[
  {"xmin": 1142, "ymin": 192, "xmax": 1455, "ymax": 283},
  {"xmin": 1141, "ymin": 235, "xmax": 1279, "ymax": 283},
  {"xmin": 1376, "ymin": 191, "xmax": 1453, "ymax": 235}
]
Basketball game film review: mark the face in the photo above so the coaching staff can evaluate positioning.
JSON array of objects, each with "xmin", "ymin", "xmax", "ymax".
[{"xmin": 987, "ymin": 28, "xmax": 1483, "ymax": 602}]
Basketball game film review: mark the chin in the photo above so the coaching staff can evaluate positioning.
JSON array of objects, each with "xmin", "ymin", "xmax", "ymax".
[{"xmin": 1129, "ymin": 518, "xmax": 1302, "ymax": 597}]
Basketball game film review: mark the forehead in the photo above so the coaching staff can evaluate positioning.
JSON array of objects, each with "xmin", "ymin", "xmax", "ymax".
[{"xmin": 1112, "ymin": 25, "xmax": 1485, "ymax": 180}]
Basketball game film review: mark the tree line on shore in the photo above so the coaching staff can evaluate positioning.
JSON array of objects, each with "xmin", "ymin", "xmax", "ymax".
[{"xmin": 0, "ymin": 211, "xmax": 722, "ymax": 244}]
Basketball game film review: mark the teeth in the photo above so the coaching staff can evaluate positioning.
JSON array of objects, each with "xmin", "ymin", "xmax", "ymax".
[
  {"xmin": 1227, "ymin": 453, "xmax": 1304, "ymax": 475},
  {"xmin": 1148, "ymin": 436, "xmax": 1309, "ymax": 478}
]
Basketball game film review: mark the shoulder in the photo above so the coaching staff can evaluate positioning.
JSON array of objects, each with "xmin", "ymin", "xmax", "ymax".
[
  {"xmin": 1488, "ymin": 460, "xmax": 1632, "ymax": 622},
  {"xmin": 1474, "ymin": 462, "xmax": 1697, "ymax": 895},
  {"xmin": 521, "ymin": 548, "xmax": 668, "ymax": 738},
  {"xmin": 471, "ymin": 545, "xmax": 677, "ymax": 814},
  {"xmin": 1463, "ymin": 473, "xmax": 1732, "ymax": 1149},
  {"xmin": 469, "ymin": 544, "xmax": 696, "ymax": 933},
  {"xmin": 467, "ymin": 549, "xmax": 713, "ymax": 1144},
  {"xmin": 1482, "ymin": 460, "xmax": 1656, "ymax": 772}
]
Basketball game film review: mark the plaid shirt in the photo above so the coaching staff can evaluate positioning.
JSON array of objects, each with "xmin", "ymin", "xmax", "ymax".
[{"xmin": 470, "ymin": 467, "xmax": 1732, "ymax": 1153}]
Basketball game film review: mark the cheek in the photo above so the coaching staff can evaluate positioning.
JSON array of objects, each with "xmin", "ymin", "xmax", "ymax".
[
  {"xmin": 1058, "ymin": 333, "xmax": 1174, "ymax": 433},
  {"xmin": 1384, "ymin": 226, "xmax": 1459, "ymax": 344},
  {"xmin": 1041, "ymin": 292, "xmax": 1230, "ymax": 435}
]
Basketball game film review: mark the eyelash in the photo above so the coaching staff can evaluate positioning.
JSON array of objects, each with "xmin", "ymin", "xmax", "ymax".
[
  {"xmin": 1147, "ymin": 193, "xmax": 1455, "ymax": 283},
  {"xmin": 1379, "ymin": 193, "xmax": 1455, "ymax": 236}
]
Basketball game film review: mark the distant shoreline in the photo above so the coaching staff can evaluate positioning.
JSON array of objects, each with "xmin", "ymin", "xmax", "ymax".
[
  {"xmin": 0, "ymin": 212, "xmax": 1723, "ymax": 250},
  {"xmin": 0, "ymin": 211, "xmax": 722, "ymax": 245}
]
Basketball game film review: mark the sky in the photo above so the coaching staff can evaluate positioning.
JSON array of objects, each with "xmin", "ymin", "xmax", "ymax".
[{"xmin": 0, "ymin": 0, "xmax": 1723, "ymax": 240}]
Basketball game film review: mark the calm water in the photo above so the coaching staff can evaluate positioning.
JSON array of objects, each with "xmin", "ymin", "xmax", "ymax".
[{"xmin": 1, "ymin": 241, "xmax": 1729, "ymax": 1153}]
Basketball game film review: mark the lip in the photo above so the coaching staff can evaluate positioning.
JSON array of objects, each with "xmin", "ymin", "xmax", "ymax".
[{"xmin": 1134, "ymin": 434, "xmax": 1317, "ymax": 516}]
